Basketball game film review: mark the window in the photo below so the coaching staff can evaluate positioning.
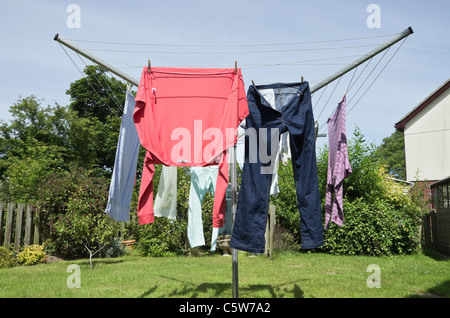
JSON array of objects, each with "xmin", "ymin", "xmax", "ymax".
[{"xmin": 437, "ymin": 183, "xmax": 450, "ymax": 209}]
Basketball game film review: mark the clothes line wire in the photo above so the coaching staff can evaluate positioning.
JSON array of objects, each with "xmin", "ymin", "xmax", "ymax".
[
  {"xmin": 75, "ymin": 53, "xmax": 126, "ymax": 114},
  {"xmin": 316, "ymin": 75, "xmax": 343, "ymax": 121},
  {"xmin": 58, "ymin": 43, "xmax": 124, "ymax": 118},
  {"xmin": 316, "ymin": 50, "xmax": 388, "ymax": 133},
  {"xmin": 315, "ymin": 52, "xmax": 383, "ymax": 135},
  {"xmin": 64, "ymin": 31, "xmax": 401, "ymax": 47},
  {"xmin": 102, "ymin": 55, "xmax": 363, "ymax": 75},
  {"xmin": 346, "ymin": 47, "xmax": 392, "ymax": 109},
  {"xmin": 59, "ymin": 32, "xmax": 407, "ymax": 128},
  {"xmin": 345, "ymin": 66, "xmax": 359, "ymax": 95},
  {"xmin": 346, "ymin": 37, "xmax": 408, "ymax": 116},
  {"xmin": 83, "ymin": 43, "xmax": 382, "ymax": 54},
  {"xmin": 316, "ymin": 37, "xmax": 408, "ymax": 136}
]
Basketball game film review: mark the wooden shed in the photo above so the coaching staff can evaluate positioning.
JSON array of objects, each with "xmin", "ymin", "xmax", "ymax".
[{"xmin": 429, "ymin": 176, "xmax": 450, "ymax": 255}]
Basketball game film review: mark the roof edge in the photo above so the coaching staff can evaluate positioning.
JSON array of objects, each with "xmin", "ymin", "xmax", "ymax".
[
  {"xmin": 430, "ymin": 176, "xmax": 450, "ymax": 188},
  {"xmin": 395, "ymin": 79, "xmax": 450, "ymax": 131}
]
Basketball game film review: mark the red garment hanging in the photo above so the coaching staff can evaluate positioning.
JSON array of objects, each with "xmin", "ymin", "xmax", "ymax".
[{"xmin": 134, "ymin": 67, "xmax": 248, "ymax": 227}]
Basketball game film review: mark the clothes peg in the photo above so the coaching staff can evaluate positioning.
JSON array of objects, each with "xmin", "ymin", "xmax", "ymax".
[
  {"xmin": 148, "ymin": 60, "xmax": 151, "ymax": 74},
  {"xmin": 301, "ymin": 76, "xmax": 304, "ymax": 84},
  {"xmin": 252, "ymin": 80, "xmax": 256, "ymax": 87},
  {"xmin": 234, "ymin": 61, "xmax": 238, "ymax": 74}
]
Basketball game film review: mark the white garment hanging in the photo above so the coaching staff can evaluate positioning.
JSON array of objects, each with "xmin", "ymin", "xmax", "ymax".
[{"xmin": 154, "ymin": 166, "xmax": 178, "ymax": 220}]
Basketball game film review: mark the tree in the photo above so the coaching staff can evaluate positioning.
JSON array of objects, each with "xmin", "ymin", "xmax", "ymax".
[
  {"xmin": 0, "ymin": 140, "xmax": 65, "ymax": 203},
  {"xmin": 0, "ymin": 96, "xmax": 66, "ymax": 161},
  {"xmin": 0, "ymin": 93, "xmax": 122, "ymax": 202},
  {"xmin": 66, "ymin": 65, "xmax": 126, "ymax": 123},
  {"xmin": 0, "ymin": 96, "xmax": 69, "ymax": 202},
  {"xmin": 65, "ymin": 65, "xmax": 126, "ymax": 171},
  {"xmin": 374, "ymin": 130, "xmax": 406, "ymax": 180}
]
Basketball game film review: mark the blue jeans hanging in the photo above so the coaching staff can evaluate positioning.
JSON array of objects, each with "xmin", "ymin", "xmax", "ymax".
[{"xmin": 230, "ymin": 82, "xmax": 323, "ymax": 253}]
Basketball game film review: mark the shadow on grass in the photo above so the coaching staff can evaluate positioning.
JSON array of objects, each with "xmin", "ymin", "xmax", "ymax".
[
  {"xmin": 77, "ymin": 258, "xmax": 125, "ymax": 268},
  {"xmin": 407, "ymin": 280, "xmax": 450, "ymax": 298},
  {"xmin": 138, "ymin": 275, "xmax": 305, "ymax": 298},
  {"xmin": 422, "ymin": 248, "xmax": 450, "ymax": 261}
]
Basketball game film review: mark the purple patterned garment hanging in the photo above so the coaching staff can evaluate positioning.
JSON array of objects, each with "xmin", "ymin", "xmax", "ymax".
[{"xmin": 325, "ymin": 95, "xmax": 352, "ymax": 229}]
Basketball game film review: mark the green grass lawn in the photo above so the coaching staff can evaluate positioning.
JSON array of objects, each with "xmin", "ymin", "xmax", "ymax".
[{"xmin": 0, "ymin": 249, "xmax": 448, "ymax": 298}]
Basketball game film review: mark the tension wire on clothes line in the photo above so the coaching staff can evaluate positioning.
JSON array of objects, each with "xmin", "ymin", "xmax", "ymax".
[
  {"xmin": 346, "ymin": 47, "xmax": 392, "ymax": 109},
  {"xmin": 345, "ymin": 66, "xmax": 359, "ymax": 95},
  {"xmin": 83, "ymin": 43, "xmax": 382, "ymax": 54},
  {"xmin": 315, "ymin": 52, "xmax": 383, "ymax": 134},
  {"xmin": 315, "ymin": 65, "xmax": 358, "ymax": 129},
  {"xmin": 63, "ymin": 32, "xmax": 402, "ymax": 47},
  {"xmin": 316, "ymin": 37, "xmax": 408, "ymax": 136},
  {"xmin": 346, "ymin": 37, "xmax": 408, "ymax": 116},
  {"xmin": 58, "ymin": 43, "xmax": 124, "ymax": 118},
  {"xmin": 75, "ymin": 53, "xmax": 126, "ymax": 114},
  {"xmin": 316, "ymin": 76, "xmax": 343, "ymax": 121},
  {"xmin": 103, "ymin": 54, "xmax": 362, "ymax": 70}
]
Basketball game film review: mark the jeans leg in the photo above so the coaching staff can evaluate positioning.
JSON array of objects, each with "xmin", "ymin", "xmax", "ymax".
[
  {"xmin": 285, "ymin": 86, "xmax": 323, "ymax": 249},
  {"xmin": 230, "ymin": 123, "xmax": 280, "ymax": 254}
]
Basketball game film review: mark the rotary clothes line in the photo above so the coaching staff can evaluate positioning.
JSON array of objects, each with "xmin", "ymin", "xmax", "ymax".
[{"xmin": 54, "ymin": 27, "xmax": 413, "ymax": 298}]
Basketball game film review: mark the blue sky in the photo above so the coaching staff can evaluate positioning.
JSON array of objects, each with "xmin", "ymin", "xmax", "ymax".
[{"xmin": 0, "ymin": 0, "xmax": 448, "ymax": 150}]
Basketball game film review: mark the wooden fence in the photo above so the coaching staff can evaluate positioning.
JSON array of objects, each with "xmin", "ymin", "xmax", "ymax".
[{"xmin": 0, "ymin": 203, "xmax": 41, "ymax": 251}]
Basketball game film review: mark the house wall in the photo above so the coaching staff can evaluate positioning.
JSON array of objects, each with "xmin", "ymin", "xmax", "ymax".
[{"xmin": 404, "ymin": 88, "xmax": 450, "ymax": 182}]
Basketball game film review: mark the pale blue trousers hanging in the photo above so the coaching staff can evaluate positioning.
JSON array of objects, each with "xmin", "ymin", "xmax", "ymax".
[
  {"xmin": 187, "ymin": 166, "xmax": 221, "ymax": 251},
  {"xmin": 105, "ymin": 92, "xmax": 141, "ymax": 222}
]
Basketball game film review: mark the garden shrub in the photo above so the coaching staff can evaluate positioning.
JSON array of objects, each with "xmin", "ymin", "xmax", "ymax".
[
  {"xmin": 100, "ymin": 237, "xmax": 126, "ymax": 258},
  {"xmin": 0, "ymin": 246, "xmax": 18, "ymax": 268},
  {"xmin": 323, "ymin": 197, "xmax": 421, "ymax": 256},
  {"xmin": 137, "ymin": 217, "xmax": 188, "ymax": 257},
  {"xmin": 17, "ymin": 245, "xmax": 46, "ymax": 265},
  {"xmin": 271, "ymin": 127, "xmax": 423, "ymax": 256},
  {"xmin": 272, "ymin": 225, "xmax": 302, "ymax": 252},
  {"xmin": 38, "ymin": 167, "xmax": 122, "ymax": 259},
  {"xmin": 135, "ymin": 167, "xmax": 218, "ymax": 256}
]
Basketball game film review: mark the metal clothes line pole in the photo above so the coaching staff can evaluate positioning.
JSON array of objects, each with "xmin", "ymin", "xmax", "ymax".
[
  {"xmin": 229, "ymin": 145, "xmax": 239, "ymax": 298},
  {"xmin": 54, "ymin": 34, "xmax": 139, "ymax": 87},
  {"xmin": 310, "ymin": 26, "xmax": 413, "ymax": 94}
]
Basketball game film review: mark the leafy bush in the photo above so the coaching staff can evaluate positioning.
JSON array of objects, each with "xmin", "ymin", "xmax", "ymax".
[
  {"xmin": 137, "ymin": 217, "xmax": 188, "ymax": 257},
  {"xmin": 17, "ymin": 245, "xmax": 46, "ymax": 265},
  {"xmin": 39, "ymin": 167, "xmax": 122, "ymax": 259},
  {"xmin": 135, "ymin": 167, "xmax": 218, "ymax": 256},
  {"xmin": 100, "ymin": 238, "xmax": 126, "ymax": 258},
  {"xmin": 272, "ymin": 226, "xmax": 302, "ymax": 252},
  {"xmin": 272, "ymin": 127, "xmax": 423, "ymax": 255},
  {"xmin": 324, "ymin": 197, "xmax": 421, "ymax": 256},
  {"xmin": 0, "ymin": 246, "xmax": 18, "ymax": 268}
]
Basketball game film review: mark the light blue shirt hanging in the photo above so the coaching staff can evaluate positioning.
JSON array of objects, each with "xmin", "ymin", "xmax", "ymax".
[{"xmin": 105, "ymin": 91, "xmax": 141, "ymax": 222}]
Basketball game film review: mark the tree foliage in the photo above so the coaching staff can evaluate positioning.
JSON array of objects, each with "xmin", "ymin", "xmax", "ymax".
[
  {"xmin": 66, "ymin": 65, "xmax": 126, "ymax": 123},
  {"xmin": 374, "ymin": 130, "xmax": 406, "ymax": 179},
  {"xmin": 0, "ymin": 65, "xmax": 126, "ymax": 259}
]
